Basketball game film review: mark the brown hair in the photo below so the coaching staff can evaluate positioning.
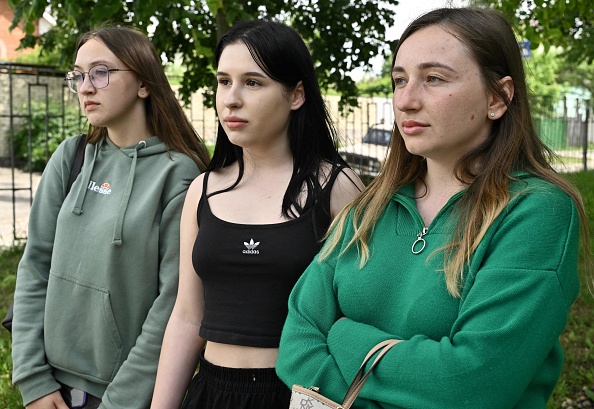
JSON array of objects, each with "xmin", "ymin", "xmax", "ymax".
[
  {"xmin": 322, "ymin": 7, "xmax": 591, "ymax": 296},
  {"xmin": 76, "ymin": 25, "xmax": 209, "ymax": 170}
]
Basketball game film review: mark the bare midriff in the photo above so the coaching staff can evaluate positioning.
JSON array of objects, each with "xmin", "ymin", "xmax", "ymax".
[{"xmin": 204, "ymin": 341, "xmax": 279, "ymax": 368}]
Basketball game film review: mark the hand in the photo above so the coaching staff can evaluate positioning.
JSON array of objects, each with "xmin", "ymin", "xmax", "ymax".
[{"xmin": 25, "ymin": 390, "xmax": 68, "ymax": 409}]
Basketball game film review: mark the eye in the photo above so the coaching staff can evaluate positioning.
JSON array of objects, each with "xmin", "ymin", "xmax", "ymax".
[
  {"xmin": 392, "ymin": 76, "xmax": 407, "ymax": 87},
  {"xmin": 427, "ymin": 75, "xmax": 443, "ymax": 83},
  {"xmin": 217, "ymin": 78, "xmax": 231, "ymax": 86},
  {"xmin": 93, "ymin": 67, "xmax": 109, "ymax": 78},
  {"xmin": 246, "ymin": 79, "xmax": 260, "ymax": 87}
]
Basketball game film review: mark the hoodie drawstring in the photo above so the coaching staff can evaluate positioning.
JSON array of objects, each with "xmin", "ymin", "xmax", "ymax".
[{"xmin": 112, "ymin": 140, "xmax": 146, "ymax": 246}]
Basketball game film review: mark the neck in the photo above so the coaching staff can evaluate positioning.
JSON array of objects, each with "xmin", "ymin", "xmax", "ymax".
[
  {"xmin": 242, "ymin": 146, "xmax": 293, "ymax": 174},
  {"xmin": 107, "ymin": 125, "xmax": 152, "ymax": 148},
  {"xmin": 415, "ymin": 160, "xmax": 465, "ymax": 226}
]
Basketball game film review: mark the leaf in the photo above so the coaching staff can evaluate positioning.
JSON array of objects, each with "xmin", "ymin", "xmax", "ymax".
[
  {"xmin": 206, "ymin": 0, "xmax": 223, "ymax": 15},
  {"xmin": 8, "ymin": 0, "xmax": 401, "ymax": 108}
]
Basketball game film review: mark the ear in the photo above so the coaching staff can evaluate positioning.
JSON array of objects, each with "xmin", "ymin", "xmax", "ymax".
[
  {"xmin": 290, "ymin": 81, "xmax": 306, "ymax": 111},
  {"xmin": 487, "ymin": 76, "xmax": 513, "ymax": 120},
  {"xmin": 138, "ymin": 83, "xmax": 150, "ymax": 99}
]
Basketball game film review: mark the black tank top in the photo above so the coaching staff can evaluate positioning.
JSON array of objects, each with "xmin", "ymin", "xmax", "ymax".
[{"xmin": 192, "ymin": 167, "xmax": 346, "ymax": 347}]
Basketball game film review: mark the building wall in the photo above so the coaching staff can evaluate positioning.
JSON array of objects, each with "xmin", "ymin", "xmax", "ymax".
[{"xmin": 0, "ymin": 0, "xmax": 38, "ymax": 60}]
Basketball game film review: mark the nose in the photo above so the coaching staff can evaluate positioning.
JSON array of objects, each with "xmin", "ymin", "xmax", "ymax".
[
  {"xmin": 393, "ymin": 81, "xmax": 420, "ymax": 113},
  {"xmin": 78, "ymin": 73, "xmax": 96, "ymax": 94},
  {"xmin": 223, "ymin": 84, "xmax": 242, "ymax": 109}
]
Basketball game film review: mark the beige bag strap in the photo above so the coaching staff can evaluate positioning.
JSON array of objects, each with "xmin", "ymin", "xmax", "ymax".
[{"xmin": 341, "ymin": 339, "xmax": 401, "ymax": 408}]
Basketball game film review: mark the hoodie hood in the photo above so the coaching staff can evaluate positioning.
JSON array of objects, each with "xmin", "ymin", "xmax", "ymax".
[{"xmin": 71, "ymin": 135, "xmax": 168, "ymax": 246}]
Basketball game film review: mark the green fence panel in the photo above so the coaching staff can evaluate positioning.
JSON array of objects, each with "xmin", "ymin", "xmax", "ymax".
[{"xmin": 534, "ymin": 118, "xmax": 567, "ymax": 150}]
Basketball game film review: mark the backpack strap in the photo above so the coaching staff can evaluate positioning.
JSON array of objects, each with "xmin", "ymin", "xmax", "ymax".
[{"xmin": 66, "ymin": 134, "xmax": 86, "ymax": 195}]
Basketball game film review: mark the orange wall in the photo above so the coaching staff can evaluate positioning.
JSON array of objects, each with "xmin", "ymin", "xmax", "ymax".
[{"xmin": 0, "ymin": 0, "xmax": 38, "ymax": 60}]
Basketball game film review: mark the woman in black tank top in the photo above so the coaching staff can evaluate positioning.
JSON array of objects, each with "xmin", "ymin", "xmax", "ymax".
[{"xmin": 151, "ymin": 20, "xmax": 363, "ymax": 409}]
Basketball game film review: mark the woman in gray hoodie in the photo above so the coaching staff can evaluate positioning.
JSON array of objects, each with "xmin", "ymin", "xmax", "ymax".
[{"xmin": 11, "ymin": 26, "xmax": 209, "ymax": 409}]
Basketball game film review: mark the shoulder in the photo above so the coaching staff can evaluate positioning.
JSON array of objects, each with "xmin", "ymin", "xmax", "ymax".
[
  {"xmin": 167, "ymin": 150, "xmax": 203, "ymax": 176},
  {"xmin": 53, "ymin": 134, "xmax": 85, "ymax": 161},
  {"xmin": 42, "ymin": 134, "xmax": 87, "ymax": 179},
  {"xmin": 186, "ymin": 172, "xmax": 207, "ymax": 204},
  {"xmin": 333, "ymin": 167, "xmax": 365, "ymax": 193},
  {"xmin": 154, "ymin": 150, "xmax": 203, "ymax": 196},
  {"xmin": 489, "ymin": 176, "xmax": 580, "ymax": 246},
  {"xmin": 319, "ymin": 162, "xmax": 364, "ymax": 190},
  {"xmin": 319, "ymin": 162, "xmax": 364, "ymax": 218},
  {"xmin": 508, "ymin": 175, "xmax": 576, "ymax": 215}
]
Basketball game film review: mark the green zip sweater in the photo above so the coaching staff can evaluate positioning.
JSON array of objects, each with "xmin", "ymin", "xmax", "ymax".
[
  {"xmin": 12, "ymin": 134, "xmax": 201, "ymax": 408},
  {"xmin": 277, "ymin": 175, "xmax": 580, "ymax": 409}
]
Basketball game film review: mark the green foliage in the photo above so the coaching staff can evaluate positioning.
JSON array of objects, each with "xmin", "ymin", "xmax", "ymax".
[
  {"xmin": 13, "ymin": 47, "xmax": 63, "ymax": 67},
  {"xmin": 471, "ymin": 0, "xmax": 594, "ymax": 66},
  {"xmin": 524, "ymin": 48, "xmax": 564, "ymax": 117},
  {"xmin": 0, "ymin": 244, "xmax": 24, "ymax": 407},
  {"xmin": 9, "ymin": 0, "xmax": 399, "ymax": 109},
  {"xmin": 12, "ymin": 99, "xmax": 84, "ymax": 172},
  {"xmin": 547, "ymin": 171, "xmax": 594, "ymax": 408},
  {"xmin": 557, "ymin": 59, "xmax": 594, "ymax": 108},
  {"xmin": 357, "ymin": 75, "xmax": 392, "ymax": 98},
  {"xmin": 357, "ymin": 57, "xmax": 394, "ymax": 97}
]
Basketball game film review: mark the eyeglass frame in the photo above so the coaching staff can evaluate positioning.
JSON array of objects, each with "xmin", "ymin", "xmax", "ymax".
[{"xmin": 65, "ymin": 64, "xmax": 133, "ymax": 94}]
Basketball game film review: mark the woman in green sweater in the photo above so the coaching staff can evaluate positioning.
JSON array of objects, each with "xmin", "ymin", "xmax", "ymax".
[{"xmin": 277, "ymin": 7, "xmax": 591, "ymax": 408}]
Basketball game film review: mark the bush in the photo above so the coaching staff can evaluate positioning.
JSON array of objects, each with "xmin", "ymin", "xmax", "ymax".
[{"xmin": 12, "ymin": 99, "xmax": 84, "ymax": 172}]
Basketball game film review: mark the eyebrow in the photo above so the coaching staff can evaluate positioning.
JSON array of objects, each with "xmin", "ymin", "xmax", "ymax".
[
  {"xmin": 216, "ymin": 71, "xmax": 268, "ymax": 78},
  {"xmin": 73, "ymin": 60, "xmax": 113, "ymax": 70},
  {"xmin": 392, "ymin": 62, "xmax": 456, "ymax": 74}
]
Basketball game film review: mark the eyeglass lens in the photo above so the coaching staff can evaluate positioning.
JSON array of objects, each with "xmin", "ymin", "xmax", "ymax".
[{"xmin": 65, "ymin": 65, "xmax": 110, "ymax": 93}]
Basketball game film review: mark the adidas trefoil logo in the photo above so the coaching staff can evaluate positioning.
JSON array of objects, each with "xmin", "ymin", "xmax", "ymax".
[{"xmin": 243, "ymin": 238, "xmax": 260, "ymax": 255}]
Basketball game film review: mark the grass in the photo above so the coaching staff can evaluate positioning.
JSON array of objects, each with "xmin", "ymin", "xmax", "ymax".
[
  {"xmin": 0, "ymin": 243, "xmax": 25, "ymax": 407},
  {"xmin": 0, "ymin": 172, "xmax": 593, "ymax": 407},
  {"xmin": 549, "ymin": 171, "xmax": 594, "ymax": 408}
]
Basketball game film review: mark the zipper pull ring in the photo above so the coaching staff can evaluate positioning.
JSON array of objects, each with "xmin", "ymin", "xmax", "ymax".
[{"xmin": 412, "ymin": 227, "xmax": 428, "ymax": 254}]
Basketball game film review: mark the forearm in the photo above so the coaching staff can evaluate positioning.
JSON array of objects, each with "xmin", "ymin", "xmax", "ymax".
[
  {"xmin": 151, "ymin": 315, "xmax": 205, "ymax": 409},
  {"xmin": 326, "ymin": 272, "xmax": 571, "ymax": 409}
]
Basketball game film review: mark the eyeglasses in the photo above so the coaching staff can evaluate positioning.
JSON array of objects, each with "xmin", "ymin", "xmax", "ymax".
[{"xmin": 65, "ymin": 64, "xmax": 132, "ymax": 94}]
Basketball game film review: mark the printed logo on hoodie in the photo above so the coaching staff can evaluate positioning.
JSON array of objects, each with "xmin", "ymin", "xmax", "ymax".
[{"xmin": 88, "ymin": 180, "xmax": 112, "ymax": 195}]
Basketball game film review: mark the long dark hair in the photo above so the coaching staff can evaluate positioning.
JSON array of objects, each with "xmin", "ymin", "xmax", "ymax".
[
  {"xmin": 76, "ymin": 26, "xmax": 209, "ymax": 171},
  {"xmin": 210, "ymin": 20, "xmax": 345, "ymax": 218}
]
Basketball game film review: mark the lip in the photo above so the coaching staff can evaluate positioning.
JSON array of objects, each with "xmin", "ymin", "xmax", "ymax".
[
  {"xmin": 84, "ymin": 100, "xmax": 99, "ymax": 111},
  {"xmin": 401, "ymin": 119, "xmax": 429, "ymax": 135},
  {"xmin": 224, "ymin": 115, "xmax": 248, "ymax": 129}
]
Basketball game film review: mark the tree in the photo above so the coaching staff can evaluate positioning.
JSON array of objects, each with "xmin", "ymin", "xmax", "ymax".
[
  {"xmin": 470, "ymin": 0, "xmax": 594, "ymax": 65},
  {"xmin": 8, "ymin": 0, "xmax": 399, "ymax": 108},
  {"xmin": 557, "ymin": 59, "xmax": 594, "ymax": 103},
  {"xmin": 523, "ymin": 47, "xmax": 564, "ymax": 117}
]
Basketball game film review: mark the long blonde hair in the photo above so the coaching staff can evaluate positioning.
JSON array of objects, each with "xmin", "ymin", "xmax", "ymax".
[{"xmin": 322, "ymin": 7, "xmax": 591, "ymax": 297}]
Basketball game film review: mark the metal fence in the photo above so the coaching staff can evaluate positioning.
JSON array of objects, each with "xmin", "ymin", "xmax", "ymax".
[{"xmin": 1, "ymin": 62, "xmax": 592, "ymax": 245}]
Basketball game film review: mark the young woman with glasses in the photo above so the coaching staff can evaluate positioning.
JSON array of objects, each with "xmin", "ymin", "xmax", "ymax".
[
  {"xmin": 150, "ymin": 20, "xmax": 364, "ymax": 409},
  {"xmin": 11, "ymin": 26, "xmax": 210, "ymax": 409}
]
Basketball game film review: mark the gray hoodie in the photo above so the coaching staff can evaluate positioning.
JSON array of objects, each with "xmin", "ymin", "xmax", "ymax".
[{"xmin": 12, "ymin": 134, "xmax": 201, "ymax": 408}]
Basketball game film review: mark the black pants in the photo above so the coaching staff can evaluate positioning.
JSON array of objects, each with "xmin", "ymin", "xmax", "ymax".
[
  {"xmin": 181, "ymin": 354, "xmax": 291, "ymax": 409},
  {"xmin": 59, "ymin": 383, "xmax": 102, "ymax": 409}
]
